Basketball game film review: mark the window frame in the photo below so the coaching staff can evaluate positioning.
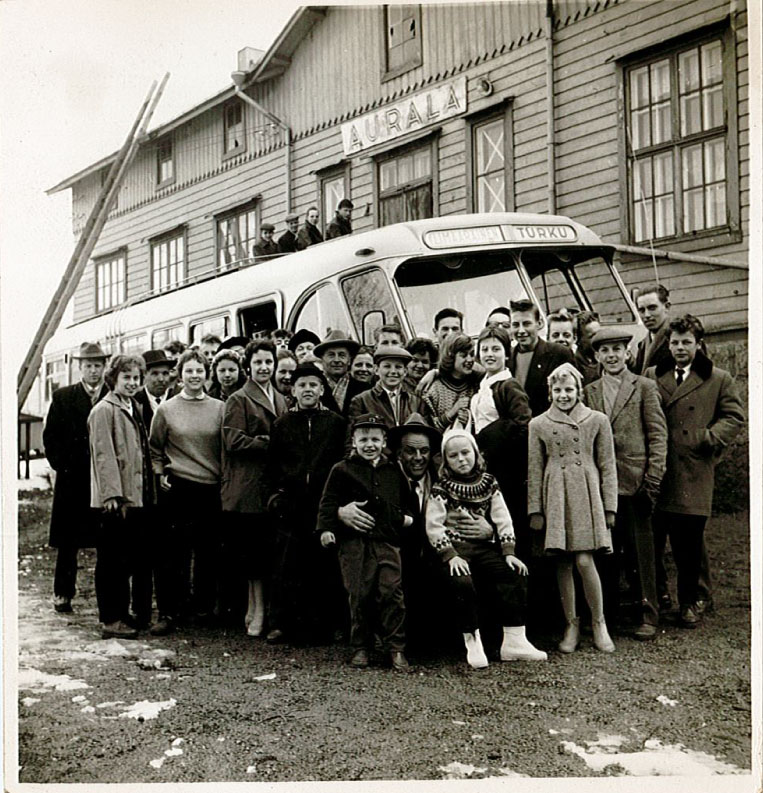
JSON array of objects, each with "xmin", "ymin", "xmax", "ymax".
[
  {"xmin": 465, "ymin": 100, "xmax": 514, "ymax": 214},
  {"xmin": 94, "ymin": 248, "xmax": 127, "ymax": 314},
  {"xmin": 223, "ymin": 99, "xmax": 246, "ymax": 158},
  {"xmin": 215, "ymin": 199, "xmax": 260, "ymax": 272},
  {"xmin": 380, "ymin": 5, "xmax": 423, "ymax": 82},
  {"xmin": 149, "ymin": 227, "xmax": 187, "ymax": 294},
  {"xmin": 618, "ymin": 23, "xmax": 740, "ymax": 250},
  {"xmin": 156, "ymin": 134, "xmax": 175, "ymax": 188},
  {"xmin": 317, "ymin": 163, "xmax": 351, "ymax": 230},
  {"xmin": 287, "ymin": 280, "xmax": 354, "ymax": 341},
  {"xmin": 189, "ymin": 314, "xmax": 231, "ymax": 348}
]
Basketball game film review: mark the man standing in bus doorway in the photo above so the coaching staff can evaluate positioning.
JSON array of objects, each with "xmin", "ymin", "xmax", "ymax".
[
  {"xmin": 313, "ymin": 330, "xmax": 365, "ymax": 415},
  {"xmin": 277, "ymin": 213, "xmax": 301, "ymax": 254},
  {"xmin": 42, "ymin": 342, "xmax": 109, "ymax": 614},
  {"xmin": 325, "ymin": 198, "xmax": 354, "ymax": 239},
  {"xmin": 253, "ymin": 223, "xmax": 279, "ymax": 259},
  {"xmin": 297, "ymin": 206, "xmax": 324, "ymax": 248}
]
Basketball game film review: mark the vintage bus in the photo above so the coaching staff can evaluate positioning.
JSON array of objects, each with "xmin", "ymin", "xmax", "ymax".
[{"xmin": 38, "ymin": 212, "xmax": 643, "ymax": 413}]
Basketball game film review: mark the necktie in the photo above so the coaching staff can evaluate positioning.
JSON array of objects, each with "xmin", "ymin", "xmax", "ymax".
[
  {"xmin": 390, "ymin": 392, "xmax": 399, "ymax": 423},
  {"xmin": 676, "ymin": 369, "xmax": 684, "ymax": 386},
  {"xmin": 90, "ymin": 389, "xmax": 99, "ymax": 406},
  {"xmin": 412, "ymin": 480, "xmax": 422, "ymax": 511}
]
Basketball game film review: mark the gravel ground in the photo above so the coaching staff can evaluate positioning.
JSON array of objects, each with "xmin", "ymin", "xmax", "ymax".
[{"xmin": 13, "ymin": 490, "xmax": 753, "ymax": 784}]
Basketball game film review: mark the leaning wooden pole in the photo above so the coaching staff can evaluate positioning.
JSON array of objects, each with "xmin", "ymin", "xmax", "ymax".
[{"xmin": 17, "ymin": 75, "xmax": 168, "ymax": 408}]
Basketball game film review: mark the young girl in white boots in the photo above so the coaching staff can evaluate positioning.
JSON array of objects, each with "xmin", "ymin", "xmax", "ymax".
[
  {"xmin": 426, "ymin": 428, "xmax": 547, "ymax": 668},
  {"xmin": 527, "ymin": 363, "xmax": 618, "ymax": 653}
]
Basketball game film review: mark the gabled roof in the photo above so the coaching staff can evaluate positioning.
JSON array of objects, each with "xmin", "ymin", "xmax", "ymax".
[{"xmin": 46, "ymin": 6, "xmax": 327, "ymax": 195}]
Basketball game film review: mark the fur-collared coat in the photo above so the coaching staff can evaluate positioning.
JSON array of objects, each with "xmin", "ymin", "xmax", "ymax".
[
  {"xmin": 646, "ymin": 350, "xmax": 745, "ymax": 517},
  {"xmin": 527, "ymin": 402, "xmax": 618, "ymax": 553},
  {"xmin": 221, "ymin": 379, "xmax": 288, "ymax": 513}
]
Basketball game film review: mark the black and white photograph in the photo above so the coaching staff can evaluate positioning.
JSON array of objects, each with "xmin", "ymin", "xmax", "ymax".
[{"xmin": 1, "ymin": 0, "xmax": 760, "ymax": 789}]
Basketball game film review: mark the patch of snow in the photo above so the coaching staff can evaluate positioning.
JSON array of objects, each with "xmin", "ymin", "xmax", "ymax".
[
  {"xmin": 96, "ymin": 701, "xmax": 125, "ymax": 709},
  {"xmin": 171, "ymin": 738, "xmax": 184, "ymax": 747},
  {"xmin": 656, "ymin": 694, "xmax": 678, "ymax": 707},
  {"xmin": 149, "ymin": 758, "xmax": 165, "ymax": 769},
  {"xmin": 452, "ymin": 720, "xmax": 466, "ymax": 726},
  {"xmin": 71, "ymin": 695, "xmax": 87, "ymax": 703},
  {"xmin": 439, "ymin": 761, "xmax": 487, "ymax": 779},
  {"xmin": 81, "ymin": 706, "xmax": 96, "ymax": 714},
  {"xmin": 155, "ymin": 673, "xmax": 172, "ymax": 680},
  {"xmin": 21, "ymin": 697, "xmax": 41, "ymax": 707},
  {"xmin": 18, "ymin": 668, "xmax": 90, "ymax": 693},
  {"xmin": 561, "ymin": 736, "xmax": 749, "ymax": 776},
  {"xmin": 164, "ymin": 748, "xmax": 183, "ymax": 757},
  {"xmin": 254, "ymin": 673, "xmax": 276, "ymax": 681},
  {"xmin": 119, "ymin": 699, "xmax": 177, "ymax": 720},
  {"xmin": 217, "ymin": 737, "xmax": 225, "ymax": 742},
  {"xmin": 471, "ymin": 734, "xmax": 484, "ymax": 740},
  {"xmin": 83, "ymin": 640, "xmax": 134, "ymax": 657},
  {"xmin": 246, "ymin": 765, "xmax": 257, "ymax": 774},
  {"xmin": 549, "ymin": 729, "xmax": 559, "ymax": 735}
]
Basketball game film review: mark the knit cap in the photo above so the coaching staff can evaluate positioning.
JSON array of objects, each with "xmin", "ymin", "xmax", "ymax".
[{"xmin": 441, "ymin": 427, "xmax": 481, "ymax": 461}]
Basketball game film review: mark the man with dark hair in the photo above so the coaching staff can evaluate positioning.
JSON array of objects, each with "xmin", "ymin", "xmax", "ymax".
[
  {"xmin": 200, "ymin": 335, "xmax": 222, "ymax": 367},
  {"xmin": 485, "ymin": 307, "xmax": 512, "ymax": 330},
  {"xmin": 297, "ymin": 206, "xmax": 324, "ymax": 248},
  {"xmin": 375, "ymin": 323, "xmax": 404, "ymax": 349},
  {"xmin": 573, "ymin": 311, "xmax": 602, "ymax": 385},
  {"xmin": 547, "ymin": 309, "xmax": 576, "ymax": 349},
  {"xmin": 278, "ymin": 213, "xmax": 301, "ymax": 254},
  {"xmin": 270, "ymin": 328, "xmax": 293, "ymax": 351},
  {"xmin": 633, "ymin": 283, "xmax": 672, "ymax": 374},
  {"xmin": 646, "ymin": 314, "xmax": 744, "ymax": 628},
  {"xmin": 253, "ymin": 223, "xmax": 279, "ymax": 259},
  {"xmin": 508, "ymin": 299, "xmax": 574, "ymax": 416},
  {"xmin": 43, "ymin": 342, "xmax": 109, "ymax": 613},
  {"xmin": 163, "ymin": 339, "xmax": 187, "ymax": 393},
  {"xmin": 433, "ymin": 308, "xmax": 463, "ymax": 346},
  {"xmin": 326, "ymin": 198, "xmax": 354, "ymax": 239}
]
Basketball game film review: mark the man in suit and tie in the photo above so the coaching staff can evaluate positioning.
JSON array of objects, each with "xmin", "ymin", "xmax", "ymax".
[
  {"xmin": 646, "ymin": 315, "xmax": 744, "ymax": 628},
  {"xmin": 633, "ymin": 283, "xmax": 672, "ymax": 375},
  {"xmin": 134, "ymin": 350, "xmax": 173, "ymax": 429},
  {"xmin": 585, "ymin": 328, "xmax": 668, "ymax": 640},
  {"xmin": 508, "ymin": 299, "xmax": 575, "ymax": 416},
  {"xmin": 43, "ymin": 342, "xmax": 109, "ymax": 613}
]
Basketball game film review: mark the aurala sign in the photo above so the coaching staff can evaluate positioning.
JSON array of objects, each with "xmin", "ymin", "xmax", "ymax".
[{"xmin": 341, "ymin": 76, "xmax": 467, "ymax": 155}]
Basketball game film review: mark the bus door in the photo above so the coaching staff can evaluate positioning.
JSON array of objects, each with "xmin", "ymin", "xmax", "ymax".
[
  {"xmin": 237, "ymin": 294, "xmax": 281, "ymax": 339},
  {"xmin": 339, "ymin": 268, "xmax": 405, "ymax": 344}
]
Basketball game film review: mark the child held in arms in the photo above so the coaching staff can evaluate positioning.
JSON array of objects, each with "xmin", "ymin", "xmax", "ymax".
[{"xmin": 317, "ymin": 414, "xmax": 414, "ymax": 672}]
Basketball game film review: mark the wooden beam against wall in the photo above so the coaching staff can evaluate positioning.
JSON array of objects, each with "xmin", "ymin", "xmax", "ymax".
[{"xmin": 613, "ymin": 244, "xmax": 748, "ymax": 271}]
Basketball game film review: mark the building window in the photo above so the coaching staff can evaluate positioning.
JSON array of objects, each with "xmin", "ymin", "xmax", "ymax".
[
  {"xmin": 224, "ymin": 100, "xmax": 245, "ymax": 155},
  {"xmin": 319, "ymin": 167, "xmax": 350, "ymax": 230},
  {"xmin": 156, "ymin": 136, "xmax": 174, "ymax": 186},
  {"xmin": 45, "ymin": 357, "xmax": 66, "ymax": 401},
  {"xmin": 383, "ymin": 5, "xmax": 422, "ymax": 80},
  {"xmin": 469, "ymin": 106, "xmax": 513, "ymax": 213},
  {"xmin": 624, "ymin": 29, "xmax": 736, "ymax": 244},
  {"xmin": 377, "ymin": 141, "xmax": 434, "ymax": 226},
  {"xmin": 151, "ymin": 231, "xmax": 185, "ymax": 293},
  {"xmin": 95, "ymin": 251, "xmax": 126, "ymax": 312},
  {"xmin": 216, "ymin": 203, "xmax": 258, "ymax": 271}
]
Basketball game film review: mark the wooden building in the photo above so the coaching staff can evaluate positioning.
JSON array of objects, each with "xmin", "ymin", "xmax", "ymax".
[{"xmin": 48, "ymin": 0, "xmax": 749, "ymax": 345}]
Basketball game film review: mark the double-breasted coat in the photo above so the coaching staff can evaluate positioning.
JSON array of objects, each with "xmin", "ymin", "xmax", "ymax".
[
  {"xmin": 221, "ymin": 379, "xmax": 288, "ymax": 514},
  {"xmin": 43, "ymin": 381, "xmax": 108, "ymax": 548},
  {"xmin": 584, "ymin": 371, "xmax": 667, "ymax": 496},
  {"xmin": 527, "ymin": 402, "xmax": 618, "ymax": 553},
  {"xmin": 646, "ymin": 351, "xmax": 745, "ymax": 517}
]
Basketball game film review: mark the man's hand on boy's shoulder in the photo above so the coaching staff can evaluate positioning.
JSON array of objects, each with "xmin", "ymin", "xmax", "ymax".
[{"xmin": 338, "ymin": 500, "xmax": 375, "ymax": 532}]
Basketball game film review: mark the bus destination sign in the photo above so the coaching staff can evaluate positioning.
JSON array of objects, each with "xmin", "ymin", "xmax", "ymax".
[
  {"xmin": 423, "ymin": 223, "xmax": 578, "ymax": 249},
  {"xmin": 503, "ymin": 224, "xmax": 578, "ymax": 242}
]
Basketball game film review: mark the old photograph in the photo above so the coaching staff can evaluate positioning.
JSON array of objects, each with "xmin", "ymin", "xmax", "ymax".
[{"xmin": 2, "ymin": 0, "xmax": 759, "ymax": 789}]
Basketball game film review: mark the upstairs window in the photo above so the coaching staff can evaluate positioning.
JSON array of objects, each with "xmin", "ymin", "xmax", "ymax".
[
  {"xmin": 224, "ymin": 100, "xmax": 245, "ymax": 155},
  {"xmin": 156, "ymin": 136, "xmax": 174, "ymax": 186},
  {"xmin": 469, "ymin": 105, "xmax": 514, "ymax": 213},
  {"xmin": 216, "ymin": 202, "xmax": 258, "ymax": 271},
  {"xmin": 95, "ymin": 250, "xmax": 126, "ymax": 312},
  {"xmin": 151, "ymin": 230, "xmax": 185, "ymax": 293},
  {"xmin": 383, "ymin": 5, "xmax": 422, "ymax": 80},
  {"xmin": 377, "ymin": 141, "xmax": 435, "ymax": 226},
  {"xmin": 624, "ymin": 28, "xmax": 738, "ymax": 244}
]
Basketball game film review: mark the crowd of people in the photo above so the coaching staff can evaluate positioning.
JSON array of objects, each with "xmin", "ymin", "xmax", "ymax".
[{"xmin": 41, "ymin": 282, "xmax": 745, "ymax": 671}]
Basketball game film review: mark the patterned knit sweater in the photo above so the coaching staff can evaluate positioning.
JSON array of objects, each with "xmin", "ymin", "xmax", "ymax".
[
  {"xmin": 425, "ymin": 470, "xmax": 516, "ymax": 561},
  {"xmin": 421, "ymin": 374, "xmax": 479, "ymax": 431}
]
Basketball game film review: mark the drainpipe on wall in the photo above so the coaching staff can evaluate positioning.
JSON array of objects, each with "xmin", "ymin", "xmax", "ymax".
[
  {"xmin": 231, "ymin": 78, "xmax": 292, "ymax": 213},
  {"xmin": 544, "ymin": 0, "xmax": 556, "ymax": 215}
]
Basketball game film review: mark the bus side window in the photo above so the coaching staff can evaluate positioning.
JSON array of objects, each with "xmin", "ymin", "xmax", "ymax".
[
  {"xmin": 341, "ymin": 269, "xmax": 400, "ymax": 344},
  {"xmin": 190, "ymin": 316, "xmax": 229, "ymax": 348},
  {"xmin": 239, "ymin": 301, "xmax": 278, "ymax": 339},
  {"xmin": 152, "ymin": 325, "xmax": 183, "ymax": 350},
  {"xmin": 292, "ymin": 283, "xmax": 349, "ymax": 339}
]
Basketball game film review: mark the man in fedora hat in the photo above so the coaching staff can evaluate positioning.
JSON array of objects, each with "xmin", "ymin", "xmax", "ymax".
[
  {"xmin": 585, "ymin": 327, "xmax": 668, "ymax": 640},
  {"xmin": 278, "ymin": 213, "xmax": 302, "ymax": 254},
  {"xmin": 314, "ymin": 330, "xmax": 365, "ymax": 415},
  {"xmin": 253, "ymin": 223, "xmax": 279, "ymax": 259},
  {"xmin": 43, "ymin": 341, "xmax": 109, "ymax": 613},
  {"xmin": 288, "ymin": 329, "xmax": 321, "ymax": 363},
  {"xmin": 326, "ymin": 198, "xmax": 354, "ymax": 240}
]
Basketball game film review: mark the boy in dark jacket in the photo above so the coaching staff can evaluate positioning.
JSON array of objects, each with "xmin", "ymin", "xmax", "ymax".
[
  {"xmin": 264, "ymin": 364, "xmax": 346, "ymax": 644},
  {"xmin": 318, "ymin": 414, "xmax": 413, "ymax": 671}
]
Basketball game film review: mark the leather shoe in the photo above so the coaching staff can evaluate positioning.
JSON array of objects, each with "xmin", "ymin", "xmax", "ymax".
[
  {"xmin": 266, "ymin": 628, "xmax": 285, "ymax": 644},
  {"xmin": 695, "ymin": 599, "xmax": 713, "ymax": 616},
  {"xmin": 53, "ymin": 596, "xmax": 73, "ymax": 613},
  {"xmin": 679, "ymin": 604, "xmax": 700, "ymax": 628},
  {"xmin": 101, "ymin": 620, "xmax": 138, "ymax": 639},
  {"xmin": 633, "ymin": 622, "xmax": 657, "ymax": 641},
  {"xmin": 350, "ymin": 649, "xmax": 369, "ymax": 668},
  {"xmin": 150, "ymin": 617, "xmax": 174, "ymax": 636},
  {"xmin": 390, "ymin": 651, "xmax": 410, "ymax": 672}
]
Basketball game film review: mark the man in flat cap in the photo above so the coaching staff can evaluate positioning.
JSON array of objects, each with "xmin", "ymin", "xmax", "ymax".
[
  {"xmin": 278, "ymin": 213, "xmax": 302, "ymax": 254},
  {"xmin": 584, "ymin": 327, "xmax": 667, "ymax": 640},
  {"xmin": 253, "ymin": 223, "xmax": 279, "ymax": 259},
  {"xmin": 43, "ymin": 342, "xmax": 110, "ymax": 613},
  {"xmin": 325, "ymin": 198, "xmax": 354, "ymax": 240}
]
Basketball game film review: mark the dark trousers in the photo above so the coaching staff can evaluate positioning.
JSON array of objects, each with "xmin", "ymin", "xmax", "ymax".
[
  {"xmin": 599, "ymin": 495, "xmax": 659, "ymax": 626},
  {"xmin": 655, "ymin": 513, "xmax": 712, "ymax": 603},
  {"xmin": 95, "ymin": 508, "xmax": 151, "ymax": 625},
  {"xmin": 160, "ymin": 475, "xmax": 221, "ymax": 619},
  {"xmin": 337, "ymin": 536, "xmax": 405, "ymax": 652},
  {"xmin": 53, "ymin": 545, "xmax": 80, "ymax": 600},
  {"xmin": 653, "ymin": 510, "xmax": 708, "ymax": 607},
  {"xmin": 438, "ymin": 542, "xmax": 528, "ymax": 634}
]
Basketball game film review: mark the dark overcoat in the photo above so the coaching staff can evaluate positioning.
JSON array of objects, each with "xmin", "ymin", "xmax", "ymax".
[
  {"xmin": 277, "ymin": 230, "xmax": 302, "ymax": 254},
  {"xmin": 221, "ymin": 379, "xmax": 288, "ymax": 513},
  {"xmin": 632, "ymin": 323, "xmax": 671, "ymax": 375},
  {"xmin": 346, "ymin": 384, "xmax": 431, "ymax": 452},
  {"xmin": 296, "ymin": 222, "xmax": 323, "ymax": 248},
  {"xmin": 42, "ymin": 381, "xmax": 108, "ymax": 548},
  {"xmin": 584, "ymin": 371, "xmax": 667, "ymax": 496},
  {"xmin": 325, "ymin": 214, "xmax": 352, "ymax": 239},
  {"xmin": 510, "ymin": 338, "xmax": 575, "ymax": 416},
  {"xmin": 646, "ymin": 351, "xmax": 745, "ymax": 517}
]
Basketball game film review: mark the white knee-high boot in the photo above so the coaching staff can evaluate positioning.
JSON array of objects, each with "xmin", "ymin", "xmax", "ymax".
[
  {"xmin": 246, "ymin": 579, "xmax": 265, "ymax": 636},
  {"xmin": 500, "ymin": 626, "xmax": 548, "ymax": 661},
  {"xmin": 463, "ymin": 629, "xmax": 489, "ymax": 669}
]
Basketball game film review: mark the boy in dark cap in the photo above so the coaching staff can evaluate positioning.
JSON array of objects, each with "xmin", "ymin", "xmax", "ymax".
[
  {"xmin": 278, "ymin": 213, "xmax": 301, "ymax": 253},
  {"xmin": 326, "ymin": 198, "xmax": 354, "ymax": 239},
  {"xmin": 317, "ymin": 414, "xmax": 414, "ymax": 671},
  {"xmin": 253, "ymin": 223, "xmax": 279, "ymax": 258}
]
